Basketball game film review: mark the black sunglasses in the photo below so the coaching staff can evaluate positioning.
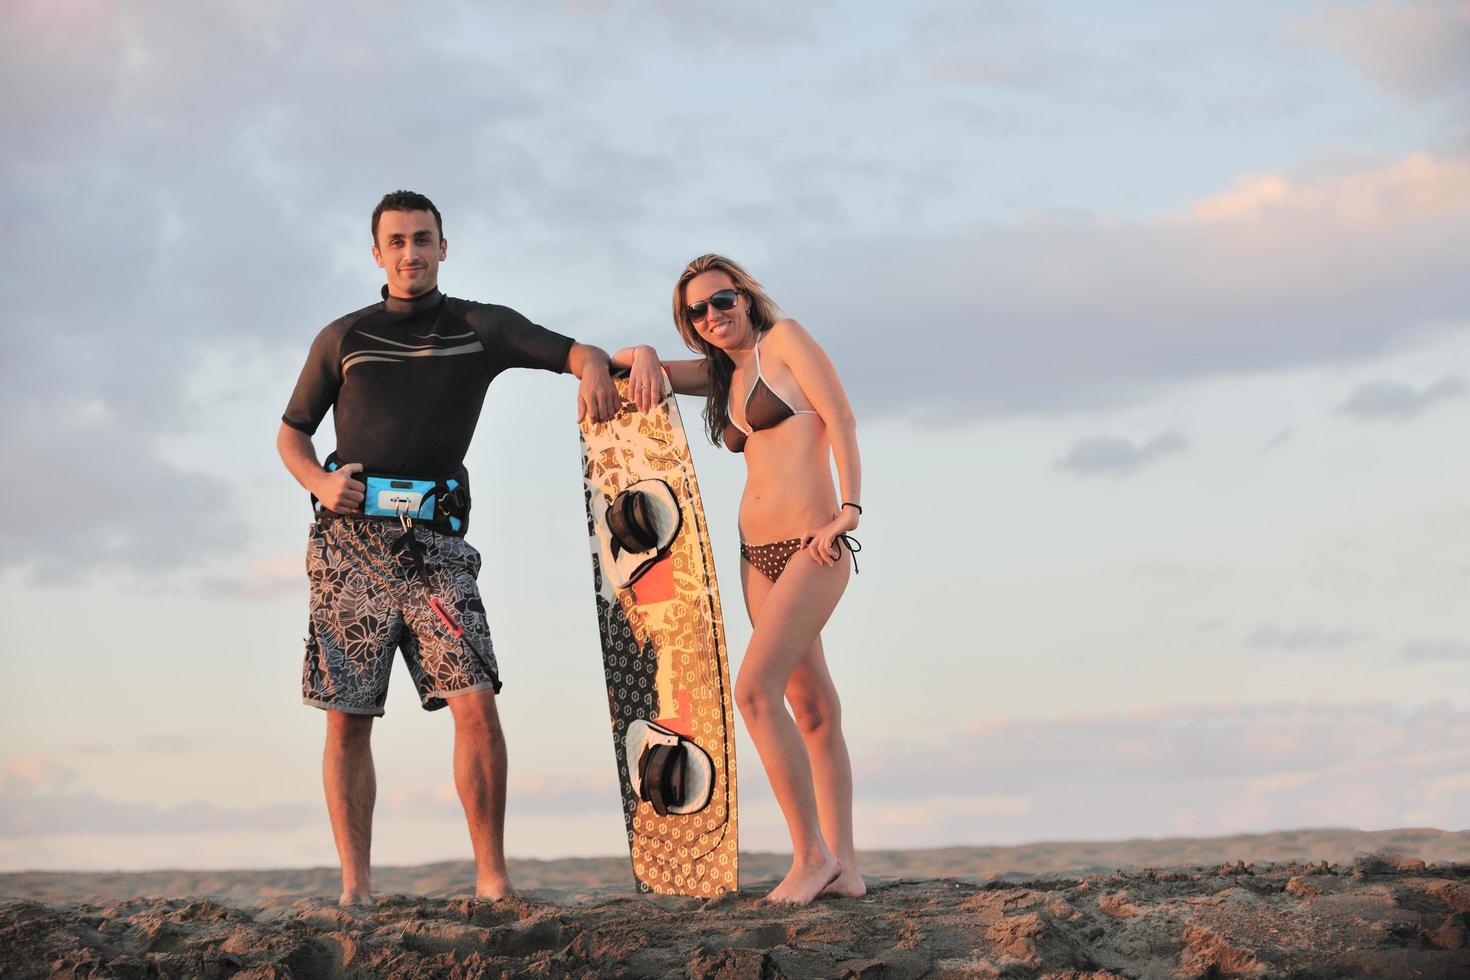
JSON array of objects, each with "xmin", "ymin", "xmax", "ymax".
[{"xmin": 685, "ymin": 288, "xmax": 740, "ymax": 323}]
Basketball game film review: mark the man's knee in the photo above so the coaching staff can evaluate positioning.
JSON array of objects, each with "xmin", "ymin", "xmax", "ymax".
[
  {"xmin": 448, "ymin": 689, "xmax": 504, "ymax": 741},
  {"xmin": 325, "ymin": 711, "xmax": 374, "ymax": 748}
]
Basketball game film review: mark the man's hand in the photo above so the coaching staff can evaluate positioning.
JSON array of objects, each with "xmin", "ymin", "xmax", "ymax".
[
  {"xmin": 315, "ymin": 462, "xmax": 365, "ymax": 513},
  {"xmin": 568, "ymin": 343, "xmax": 619, "ymax": 423},
  {"xmin": 578, "ymin": 367, "xmax": 619, "ymax": 423}
]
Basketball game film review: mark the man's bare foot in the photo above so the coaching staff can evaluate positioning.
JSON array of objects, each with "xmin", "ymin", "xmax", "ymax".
[
  {"xmin": 765, "ymin": 856, "xmax": 842, "ymax": 905},
  {"xmin": 820, "ymin": 866, "xmax": 867, "ymax": 899},
  {"xmin": 475, "ymin": 875, "xmax": 515, "ymax": 900},
  {"xmin": 338, "ymin": 890, "xmax": 374, "ymax": 907}
]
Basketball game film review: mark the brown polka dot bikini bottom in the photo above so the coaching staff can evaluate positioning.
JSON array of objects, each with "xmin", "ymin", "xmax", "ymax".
[{"xmin": 739, "ymin": 534, "xmax": 861, "ymax": 583}]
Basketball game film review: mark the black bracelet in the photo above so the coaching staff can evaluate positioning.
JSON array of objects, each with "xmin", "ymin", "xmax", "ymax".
[{"xmin": 841, "ymin": 502, "xmax": 863, "ymax": 515}]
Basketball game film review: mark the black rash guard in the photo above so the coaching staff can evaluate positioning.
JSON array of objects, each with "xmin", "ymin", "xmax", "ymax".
[{"xmin": 282, "ymin": 286, "xmax": 574, "ymax": 475}]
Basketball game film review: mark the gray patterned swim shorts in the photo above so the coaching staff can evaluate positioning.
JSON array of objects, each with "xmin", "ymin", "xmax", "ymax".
[{"xmin": 302, "ymin": 517, "xmax": 500, "ymax": 716}]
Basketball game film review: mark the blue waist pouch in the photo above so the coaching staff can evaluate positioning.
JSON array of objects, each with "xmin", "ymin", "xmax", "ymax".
[
  {"xmin": 361, "ymin": 475, "xmax": 447, "ymax": 522},
  {"xmin": 319, "ymin": 456, "xmax": 470, "ymax": 535}
]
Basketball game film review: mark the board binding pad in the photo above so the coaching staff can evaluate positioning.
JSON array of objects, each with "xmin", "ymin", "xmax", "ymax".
[{"xmin": 579, "ymin": 374, "xmax": 738, "ymax": 896}]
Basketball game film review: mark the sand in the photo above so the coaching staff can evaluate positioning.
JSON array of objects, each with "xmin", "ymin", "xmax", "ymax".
[{"xmin": 3, "ymin": 828, "xmax": 1467, "ymax": 978}]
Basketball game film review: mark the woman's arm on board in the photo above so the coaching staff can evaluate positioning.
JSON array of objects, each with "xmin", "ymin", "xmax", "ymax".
[{"xmin": 610, "ymin": 344, "xmax": 710, "ymax": 410}]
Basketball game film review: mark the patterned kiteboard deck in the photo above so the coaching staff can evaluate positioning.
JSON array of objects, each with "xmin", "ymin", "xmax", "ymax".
[{"xmin": 578, "ymin": 376, "xmax": 739, "ymax": 896}]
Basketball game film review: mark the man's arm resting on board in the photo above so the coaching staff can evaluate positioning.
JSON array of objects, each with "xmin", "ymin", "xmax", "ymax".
[{"xmin": 566, "ymin": 342, "xmax": 619, "ymax": 423}]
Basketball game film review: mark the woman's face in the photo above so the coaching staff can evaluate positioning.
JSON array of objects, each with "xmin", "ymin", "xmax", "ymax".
[{"xmin": 684, "ymin": 270, "xmax": 752, "ymax": 351}]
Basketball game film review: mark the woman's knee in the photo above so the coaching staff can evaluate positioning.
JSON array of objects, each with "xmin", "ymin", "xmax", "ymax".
[
  {"xmin": 789, "ymin": 689, "xmax": 841, "ymax": 738},
  {"xmin": 734, "ymin": 674, "xmax": 784, "ymax": 725}
]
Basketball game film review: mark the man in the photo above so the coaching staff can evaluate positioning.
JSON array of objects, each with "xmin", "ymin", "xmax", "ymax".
[{"xmin": 277, "ymin": 190, "xmax": 618, "ymax": 905}]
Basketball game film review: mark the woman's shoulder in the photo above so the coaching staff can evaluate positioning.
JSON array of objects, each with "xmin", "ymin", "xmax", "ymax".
[{"xmin": 763, "ymin": 317, "xmax": 816, "ymax": 350}]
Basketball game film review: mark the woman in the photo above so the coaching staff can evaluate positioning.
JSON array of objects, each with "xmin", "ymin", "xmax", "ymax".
[{"xmin": 613, "ymin": 254, "xmax": 864, "ymax": 904}]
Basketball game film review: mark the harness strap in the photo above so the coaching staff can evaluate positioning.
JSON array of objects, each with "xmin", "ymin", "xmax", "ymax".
[
  {"xmin": 389, "ymin": 516, "xmax": 464, "ymax": 636},
  {"xmin": 438, "ymin": 481, "xmax": 470, "ymax": 522}
]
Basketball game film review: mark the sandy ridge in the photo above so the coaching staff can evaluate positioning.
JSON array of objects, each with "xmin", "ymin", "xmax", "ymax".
[
  {"xmin": 3, "ymin": 856, "xmax": 1469, "ymax": 979},
  {"xmin": 4, "ymin": 830, "xmax": 1469, "ymax": 978},
  {"xmin": 5, "ymin": 827, "xmax": 1466, "ymax": 903}
]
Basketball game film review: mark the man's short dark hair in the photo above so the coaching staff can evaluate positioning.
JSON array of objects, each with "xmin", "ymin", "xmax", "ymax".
[{"xmin": 372, "ymin": 190, "xmax": 443, "ymax": 244}]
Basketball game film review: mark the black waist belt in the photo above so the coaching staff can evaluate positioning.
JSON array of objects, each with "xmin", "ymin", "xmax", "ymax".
[{"xmin": 312, "ymin": 453, "xmax": 471, "ymax": 537}]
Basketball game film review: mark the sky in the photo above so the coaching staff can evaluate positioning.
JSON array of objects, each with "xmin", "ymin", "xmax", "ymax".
[{"xmin": 2, "ymin": 0, "xmax": 1468, "ymax": 872}]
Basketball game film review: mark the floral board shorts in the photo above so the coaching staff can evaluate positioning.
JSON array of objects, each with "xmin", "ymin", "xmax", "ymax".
[{"xmin": 301, "ymin": 516, "xmax": 501, "ymax": 716}]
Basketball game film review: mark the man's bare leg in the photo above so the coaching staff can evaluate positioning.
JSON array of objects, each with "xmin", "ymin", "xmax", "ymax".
[
  {"xmin": 446, "ymin": 688, "xmax": 513, "ymax": 898},
  {"xmin": 323, "ymin": 711, "xmax": 376, "ymax": 906}
]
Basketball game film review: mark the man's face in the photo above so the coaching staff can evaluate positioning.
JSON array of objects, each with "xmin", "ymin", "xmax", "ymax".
[{"xmin": 373, "ymin": 210, "xmax": 447, "ymax": 297}]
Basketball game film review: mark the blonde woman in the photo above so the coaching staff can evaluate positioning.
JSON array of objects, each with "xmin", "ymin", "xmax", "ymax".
[{"xmin": 613, "ymin": 254, "xmax": 864, "ymax": 904}]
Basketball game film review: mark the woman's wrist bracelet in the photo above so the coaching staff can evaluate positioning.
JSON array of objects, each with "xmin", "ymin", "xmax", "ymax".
[{"xmin": 841, "ymin": 502, "xmax": 863, "ymax": 515}]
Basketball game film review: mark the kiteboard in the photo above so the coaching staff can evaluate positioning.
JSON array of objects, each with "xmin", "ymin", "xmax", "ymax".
[{"xmin": 577, "ymin": 373, "xmax": 738, "ymax": 896}]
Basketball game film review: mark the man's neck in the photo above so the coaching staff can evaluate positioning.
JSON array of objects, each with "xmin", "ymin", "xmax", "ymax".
[
  {"xmin": 382, "ymin": 283, "xmax": 443, "ymax": 314},
  {"xmin": 386, "ymin": 281, "xmax": 437, "ymax": 300}
]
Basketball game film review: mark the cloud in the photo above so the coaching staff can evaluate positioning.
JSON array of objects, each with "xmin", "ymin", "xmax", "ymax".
[
  {"xmin": 913, "ymin": 1, "xmax": 1094, "ymax": 94},
  {"xmin": 849, "ymin": 701, "xmax": 1470, "ymax": 844},
  {"xmin": 0, "ymin": 746, "xmax": 612, "ymax": 843},
  {"xmin": 646, "ymin": 0, "xmax": 822, "ymax": 47},
  {"xmin": 1247, "ymin": 624, "xmax": 1369, "ymax": 653},
  {"xmin": 195, "ymin": 554, "xmax": 308, "ymax": 600},
  {"xmin": 0, "ymin": 792, "xmax": 315, "ymax": 838},
  {"xmin": 9, "ymin": 703, "xmax": 1469, "ymax": 853},
  {"xmin": 380, "ymin": 772, "xmax": 615, "ymax": 818},
  {"xmin": 778, "ymin": 153, "xmax": 1470, "ymax": 421},
  {"xmin": 926, "ymin": 31, "xmax": 1092, "ymax": 94},
  {"xmin": 1337, "ymin": 376, "xmax": 1466, "ymax": 420},
  {"xmin": 1305, "ymin": 1, "xmax": 1470, "ymax": 104},
  {"xmin": 1263, "ymin": 428, "xmax": 1294, "ymax": 451},
  {"xmin": 0, "ymin": 751, "xmax": 315, "ymax": 837},
  {"xmin": 1133, "ymin": 561, "xmax": 1228, "ymax": 584},
  {"xmin": 0, "ymin": 403, "xmax": 245, "ymax": 583},
  {"xmin": 1403, "ymin": 637, "xmax": 1470, "ymax": 663},
  {"xmin": 3, "ymin": 756, "xmax": 76, "ymax": 794},
  {"xmin": 6, "ymin": 1, "xmax": 1470, "ymax": 584},
  {"xmin": 1056, "ymin": 431, "xmax": 1185, "ymax": 476},
  {"xmin": 0, "ymin": 1, "xmax": 675, "ymax": 582},
  {"xmin": 135, "ymin": 734, "xmax": 214, "ymax": 755}
]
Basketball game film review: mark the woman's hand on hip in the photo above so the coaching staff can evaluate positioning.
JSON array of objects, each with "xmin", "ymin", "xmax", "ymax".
[{"xmin": 801, "ymin": 509, "xmax": 859, "ymax": 567}]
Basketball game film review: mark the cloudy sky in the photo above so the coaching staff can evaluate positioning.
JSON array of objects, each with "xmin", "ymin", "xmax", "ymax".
[{"xmin": 3, "ymin": 0, "xmax": 1468, "ymax": 872}]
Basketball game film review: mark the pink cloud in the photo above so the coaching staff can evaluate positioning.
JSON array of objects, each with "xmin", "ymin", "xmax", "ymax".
[
  {"xmin": 784, "ymin": 151, "xmax": 1470, "ymax": 421},
  {"xmin": 1305, "ymin": 1, "xmax": 1470, "ymax": 104},
  {"xmin": 848, "ymin": 701, "xmax": 1470, "ymax": 845}
]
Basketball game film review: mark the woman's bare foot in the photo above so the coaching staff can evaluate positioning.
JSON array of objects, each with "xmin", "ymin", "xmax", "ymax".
[
  {"xmin": 475, "ymin": 874, "xmax": 515, "ymax": 900},
  {"xmin": 765, "ymin": 855, "xmax": 843, "ymax": 905},
  {"xmin": 338, "ymin": 890, "xmax": 374, "ymax": 907},
  {"xmin": 820, "ymin": 866, "xmax": 866, "ymax": 898}
]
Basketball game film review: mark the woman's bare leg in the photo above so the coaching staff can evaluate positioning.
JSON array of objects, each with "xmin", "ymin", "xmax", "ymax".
[
  {"xmin": 786, "ymin": 643, "xmax": 865, "ymax": 897},
  {"xmin": 737, "ymin": 552, "xmax": 850, "ymax": 904}
]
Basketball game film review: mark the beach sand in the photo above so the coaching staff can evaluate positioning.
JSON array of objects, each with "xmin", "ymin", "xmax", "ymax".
[{"xmin": 3, "ymin": 828, "xmax": 1467, "ymax": 978}]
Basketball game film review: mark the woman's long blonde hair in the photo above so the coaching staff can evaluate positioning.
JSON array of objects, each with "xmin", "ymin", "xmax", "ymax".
[{"xmin": 672, "ymin": 254, "xmax": 783, "ymax": 447}]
